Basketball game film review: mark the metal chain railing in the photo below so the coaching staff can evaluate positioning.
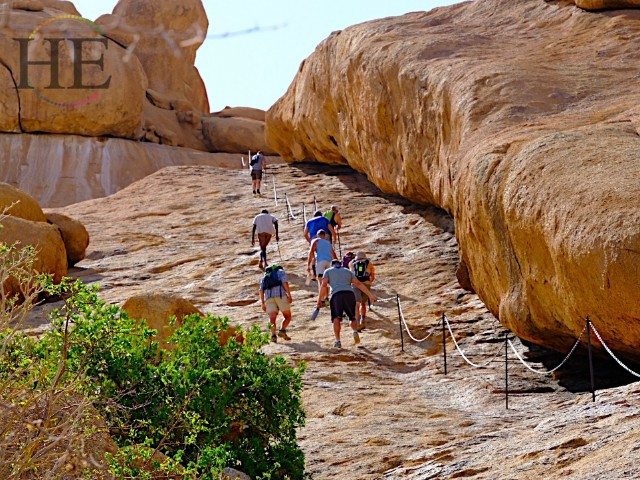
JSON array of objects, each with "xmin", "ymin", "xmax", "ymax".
[
  {"xmin": 590, "ymin": 323, "xmax": 640, "ymax": 378},
  {"xmin": 444, "ymin": 314, "xmax": 504, "ymax": 368},
  {"xmin": 506, "ymin": 322, "xmax": 587, "ymax": 376},
  {"xmin": 397, "ymin": 297, "xmax": 437, "ymax": 343}
]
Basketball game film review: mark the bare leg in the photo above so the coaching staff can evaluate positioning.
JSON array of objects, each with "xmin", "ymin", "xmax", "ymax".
[
  {"xmin": 332, "ymin": 317, "xmax": 341, "ymax": 341},
  {"xmin": 282, "ymin": 310, "xmax": 292, "ymax": 330}
]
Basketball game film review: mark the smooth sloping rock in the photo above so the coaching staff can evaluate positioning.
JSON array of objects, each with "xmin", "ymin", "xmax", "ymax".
[
  {"xmin": 0, "ymin": 181, "xmax": 46, "ymax": 222},
  {"xmin": 0, "ymin": 6, "xmax": 147, "ymax": 138},
  {"xmin": 211, "ymin": 106, "xmax": 266, "ymax": 122},
  {"xmin": 96, "ymin": 0, "xmax": 209, "ymax": 114},
  {"xmin": 202, "ymin": 116, "xmax": 277, "ymax": 155},
  {"xmin": 45, "ymin": 212, "xmax": 89, "ymax": 266},
  {"xmin": 1, "ymin": 215, "xmax": 67, "ymax": 283},
  {"xmin": 0, "ymin": 133, "xmax": 257, "ymax": 207},
  {"xmin": 266, "ymin": 0, "xmax": 640, "ymax": 358}
]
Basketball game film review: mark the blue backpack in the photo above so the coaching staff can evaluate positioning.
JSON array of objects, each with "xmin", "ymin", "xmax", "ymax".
[{"xmin": 261, "ymin": 265, "xmax": 283, "ymax": 290}]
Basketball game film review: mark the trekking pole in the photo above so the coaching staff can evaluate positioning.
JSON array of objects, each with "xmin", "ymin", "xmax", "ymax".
[
  {"xmin": 442, "ymin": 313, "xmax": 447, "ymax": 375},
  {"xmin": 313, "ymin": 196, "xmax": 318, "ymax": 212},
  {"xmin": 397, "ymin": 294, "xmax": 404, "ymax": 353},
  {"xmin": 272, "ymin": 172, "xmax": 278, "ymax": 207},
  {"xmin": 337, "ymin": 230, "xmax": 342, "ymax": 259},
  {"xmin": 276, "ymin": 239, "xmax": 284, "ymax": 263}
]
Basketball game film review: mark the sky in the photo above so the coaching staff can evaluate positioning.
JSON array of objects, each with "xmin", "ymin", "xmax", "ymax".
[{"xmin": 71, "ymin": 1, "xmax": 464, "ymax": 112}]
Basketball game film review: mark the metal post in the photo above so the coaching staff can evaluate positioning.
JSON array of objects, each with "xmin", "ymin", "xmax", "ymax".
[
  {"xmin": 285, "ymin": 193, "xmax": 291, "ymax": 223},
  {"xmin": 273, "ymin": 174, "xmax": 278, "ymax": 206},
  {"xmin": 302, "ymin": 203, "xmax": 307, "ymax": 228},
  {"xmin": 505, "ymin": 333, "xmax": 509, "ymax": 410},
  {"xmin": 587, "ymin": 316, "xmax": 596, "ymax": 402},
  {"xmin": 442, "ymin": 313, "xmax": 447, "ymax": 375},
  {"xmin": 397, "ymin": 294, "xmax": 404, "ymax": 352},
  {"xmin": 314, "ymin": 196, "xmax": 318, "ymax": 212}
]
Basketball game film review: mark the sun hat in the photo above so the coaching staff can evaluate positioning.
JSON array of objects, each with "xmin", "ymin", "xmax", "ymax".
[{"xmin": 356, "ymin": 251, "xmax": 366, "ymax": 260}]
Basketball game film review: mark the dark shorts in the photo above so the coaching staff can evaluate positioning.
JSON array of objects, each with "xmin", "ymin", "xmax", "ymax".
[
  {"xmin": 330, "ymin": 290, "xmax": 356, "ymax": 322},
  {"xmin": 251, "ymin": 169, "xmax": 263, "ymax": 180}
]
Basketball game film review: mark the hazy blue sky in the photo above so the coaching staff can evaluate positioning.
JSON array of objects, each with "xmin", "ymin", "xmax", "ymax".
[{"xmin": 71, "ymin": 1, "xmax": 464, "ymax": 112}]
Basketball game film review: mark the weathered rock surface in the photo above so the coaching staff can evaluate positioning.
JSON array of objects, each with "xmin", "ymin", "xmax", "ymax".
[
  {"xmin": 96, "ymin": 0, "xmax": 209, "ymax": 114},
  {"xmin": 45, "ymin": 212, "xmax": 89, "ymax": 266},
  {"xmin": 202, "ymin": 116, "xmax": 277, "ymax": 155},
  {"xmin": 0, "ymin": 133, "xmax": 274, "ymax": 207},
  {"xmin": 0, "ymin": 3, "xmax": 147, "ymax": 138},
  {"xmin": 33, "ymin": 163, "xmax": 640, "ymax": 480},
  {"xmin": 0, "ymin": 181, "xmax": 46, "ymax": 222},
  {"xmin": 121, "ymin": 294, "xmax": 202, "ymax": 350},
  {"xmin": 211, "ymin": 106, "xmax": 266, "ymax": 122},
  {"xmin": 574, "ymin": 0, "xmax": 640, "ymax": 9},
  {"xmin": 266, "ymin": 0, "xmax": 640, "ymax": 359}
]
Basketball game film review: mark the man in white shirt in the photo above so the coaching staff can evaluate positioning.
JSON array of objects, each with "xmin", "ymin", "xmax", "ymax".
[{"xmin": 251, "ymin": 209, "xmax": 279, "ymax": 270}]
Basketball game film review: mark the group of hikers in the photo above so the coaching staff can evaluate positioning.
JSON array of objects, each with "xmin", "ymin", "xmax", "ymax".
[{"xmin": 251, "ymin": 191, "xmax": 377, "ymax": 348}]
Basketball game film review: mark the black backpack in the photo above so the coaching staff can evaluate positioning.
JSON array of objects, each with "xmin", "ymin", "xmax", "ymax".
[
  {"xmin": 261, "ymin": 265, "xmax": 283, "ymax": 290},
  {"xmin": 250, "ymin": 154, "xmax": 259, "ymax": 166},
  {"xmin": 352, "ymin": 259, "xmax": 370, "ymax": 281}
]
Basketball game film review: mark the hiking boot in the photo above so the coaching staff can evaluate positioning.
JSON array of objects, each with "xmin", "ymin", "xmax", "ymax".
[
  {"xmin": 353, "ymin": 331, "xmax": 360, "ymax": 345},
  {"xmin": 333, "ymin": 340, "xmax": 342, "ymax": 348},
  {"xmin": 278, "ymin": 329, "xmax": 291, "ymax": 341},
  {"xmin": 357, "ymin": 320, "xmax": 367, "ymax": 332},
  {"xmin": 271, "ymin": 334, "xmax": 277, "ymax": 343},
  {"xmin": 257, "ymin": 189, "xmax": 261, "ymax": 195}
]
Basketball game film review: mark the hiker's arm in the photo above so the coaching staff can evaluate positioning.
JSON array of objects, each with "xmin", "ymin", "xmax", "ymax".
[
  {"xmin": 262, "ymin": 156, "xmax": 267, "ymax": 171},
  {"xmin": 329, "ymin": 224, "xmax": 336, "ymax": 243},
  {"xmin": 274, "ymin": 220, "xmax": 279, "ymax": 241},
  {"xmin": 330, "ymin": 245, "xmax": 338, "ymax": 260},
  {"xmin": 304, "ymin": 226, "xmax": 310, "ymax": 243},
  {"xmin": 251, "ymin": 224, "xmax": 256, "ymax": 245},
  {"xmin": 369, "ymin": 264, "xmax": 376, "ymax": 283},
  {"xmin": 259, "ymin": 288, "xmax": 266, "ymax": 312},
  {"xmin": 336, "ymin": 213, "xmax": 342, "ymax": 230},
  {"xmin": 317, "ymin": 278, "xmax": 329, "ymax": 307},
  {"xmin": 307, "ymin": 242, "xmax": 316, "ymax": 272},
  {"xmin": 352, "ymin": 278, "xmax": 376, "ymax": 304},
  {"xmin": 283, "ymin": 281, "xmax": 293, "ymax": 303}
]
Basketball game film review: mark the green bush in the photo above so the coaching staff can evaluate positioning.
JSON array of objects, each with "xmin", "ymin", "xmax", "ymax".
[{"xmin": 0, "ymin": 279, "xmax": 307, "ymax": 479}]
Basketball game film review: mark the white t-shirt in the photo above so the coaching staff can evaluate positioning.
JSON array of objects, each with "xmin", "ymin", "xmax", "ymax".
[{"xmin": 253, "ymin": 213, "xmax": 277, "ymax": 235}]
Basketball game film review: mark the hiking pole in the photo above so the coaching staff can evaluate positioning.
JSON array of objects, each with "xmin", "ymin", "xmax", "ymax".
[
  {"xmin": 276, "ymin": 239, "xmax": 284, "ymax": 263},
  {"xmin": 337, "ymin": 230, "xmax": 342, "ymax": 259},
  {"xmin": 313, "ymin": 196, "xmax": 318, "ymax": 212}
]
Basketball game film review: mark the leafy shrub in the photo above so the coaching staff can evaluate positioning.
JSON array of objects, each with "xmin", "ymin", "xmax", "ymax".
[{"xmin": 25, "ymin": 279, "xmax": 307, "ymax": 479}]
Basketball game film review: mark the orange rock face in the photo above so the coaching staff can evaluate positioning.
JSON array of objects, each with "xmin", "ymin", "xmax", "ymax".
[
  {"xmin": 266, "ymin": 0, "xmax": 640, "ymax": 358},
  {"xmin": 574, "ymin": 0, "xmax": 640, "ymax": 9}
]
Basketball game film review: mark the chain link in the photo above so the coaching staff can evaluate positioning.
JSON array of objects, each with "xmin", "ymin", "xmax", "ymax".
[
  {"xmin": 444, "ymin": 315, "xmax": 504, "ymax": 368},
  {"xmin": 398, "ymin": 297, "xmax": 437, "ymax": 343},
  {"xmin": 590, "ymin": 323, "xmax": 640, "ymax": 378},
  {"xmin": 507, "ymin": 323, "xmax": 586, "ymax": 376}
]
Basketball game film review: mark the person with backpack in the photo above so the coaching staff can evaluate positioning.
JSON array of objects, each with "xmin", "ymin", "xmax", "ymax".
[
  {"xmin": 307, "ymin": 229, "xmax": 338, "ymax": 297},
  {"xmin": 251, "ymin": 209, "xmax": 279, "ymax": 270},
  {"xmin": 249, "ymin": 150, "xmax": 266, "ymax": 196},
  {"xmin": 318, "ymin": 259, "xmax": 376, "ymax": 348},
  {"xmin": 324, "ymin": 205, "xmax": 343, "ymax": 241},
  {"xmin": 259, "ymin": 264, "xmax": 293, "ymax": 343},
  {"xmin": 304, "ymin": 210, "xmax": 336, "ymax": 244},
  {"xmin": 350, "ymin": 251, "xmax": 376, "ymax": 331}
]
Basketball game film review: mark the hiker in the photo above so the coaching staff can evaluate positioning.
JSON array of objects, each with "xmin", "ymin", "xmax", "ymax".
[
  {"xmin": 307, "ymin": 229, "xmax": 338, "ymax": 297},
  {"xmin": 249, "ymin": 150, "xmax": 266, "ymax": 196},
  {"xmin": 304, "ymin": 210, "xmax": 336, "ymax": 244},
  {"xmin": 342, "ymin": 251, "xmax": 355, "ymax": 268},
  {"xmin": 251, "ymin": 209, "xmax": 278, "ymax": 270},
  {"xmin": 318, "ymin": 258, "xmax": 376, "ymax": 348},
  {"xmin": 324, "ymin": 205, "xmax": 343, "ymax": 234},
  {"xmin": 350, "ymin": 251, "xmax": 376, "ymax": 331},
  {"xmin": 259, "ymin": 264, "xmax": 293, "ymax": 343}
]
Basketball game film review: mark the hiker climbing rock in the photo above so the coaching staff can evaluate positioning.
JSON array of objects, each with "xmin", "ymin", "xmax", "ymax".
[
  {"xmin": 250, "ymin": 150, "xmax": 266, "ymax": 196},
  {"xmin": 304, "ymin": 210, "xmax": 336, "ymax": 244},
  {"xmin": 251, "ymin": 209, "xmax": 278, "ymax": 270},
  {"xmin": 259, "ymin": 264, "xmax": 293, "ymax": 343},
  {"xmin": 324, "ymin": 205, "xmax": 343, "ymax": 241},
  {"xmin": 307, "ymin": 229, "xmax": 338, "ymax": 299},
  {"xmin": 350, "ymin": 251, "xmax": 376, "ymax": 331},
  {"xmin": 318, "ymin": 259, "xmax": 376, "ymax": 348}
]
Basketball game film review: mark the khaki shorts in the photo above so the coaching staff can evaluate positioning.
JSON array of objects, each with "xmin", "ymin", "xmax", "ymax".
[
  {"xmin": 316, "ymin": 260, "xmax": 331, "ymax": 277},
  {"xmin": 353, "ymin": 281, "xmax": 371, "ymax": 303},
  {"xmin": 251, "ymin": 169, "xmax": 263, "ymax": 180},
  {"xmin": 265, "ymin": 296, "xmax": 290, "ymax": 314}
]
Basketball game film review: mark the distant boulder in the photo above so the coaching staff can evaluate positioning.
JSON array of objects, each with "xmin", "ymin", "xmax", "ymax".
[{"xmin": 45, "ymin": 212, "xmax": 90, "ymax": 267}]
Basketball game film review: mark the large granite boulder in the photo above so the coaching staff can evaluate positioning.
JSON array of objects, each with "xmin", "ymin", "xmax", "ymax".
[
  {"xmin": 0, "ymin": 182, "xmax": 46, "ymax": 222},
  {"xmin": 45, "ymin": 212, "xmax": 89, "ymax": 266},
  {"xmin": 266, "ymin": 0, "xmax": 640, "ymax": 359},
  {"xmin": 202, "ymin": 116, "xmax": 277, "ymax": 155},
  {"xmin": 0, "ymin": 1, "xmax": 147, "ymax": 138}
]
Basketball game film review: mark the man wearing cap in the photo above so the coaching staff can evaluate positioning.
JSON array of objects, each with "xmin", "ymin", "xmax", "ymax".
[
  {"xmin": 350, "ymin": 251, "xmax": 376, "ymax": 330},
  {"xmin": 307, "ymin": 230, "xmax": 338, "ymax": 297},
  {"xmin": 319, "ymin": 259, "xmax": 376, "ymax": 348},
  {"xmin": 251, "ymin": 209, "xmax": 279, "ymax": 270}
]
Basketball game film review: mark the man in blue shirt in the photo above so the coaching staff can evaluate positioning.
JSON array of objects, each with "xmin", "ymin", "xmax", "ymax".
[
  {"xmin": 304, "ymin": 210, "xmax": 336, "ymax": 244},
  {"xmin": 318, "ymin": 259, "xmax": 376, "ymax": 348},
  {"xmin": 307, "ymin": 230, "xmax": 338, "ymax": 298}
]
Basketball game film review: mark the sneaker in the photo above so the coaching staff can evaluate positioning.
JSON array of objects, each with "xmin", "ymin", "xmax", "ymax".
[
  {"xmin": 257, "ymin": 189, "xmax": 261, "ymax": 195},
  {"xmin": 353, "ymin": 331, "xmax": 360, "ymax": 345},
  {"xmin": 278, "ymin": 329, "xmax": 291, "ymax": 341},
  {"xmin": 271, "ymin": 334, "xmax": 277, "ymax": 343},
  {"xmin": 333, "ymin": 340, "xmax": 342, "ymax": 348}
]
